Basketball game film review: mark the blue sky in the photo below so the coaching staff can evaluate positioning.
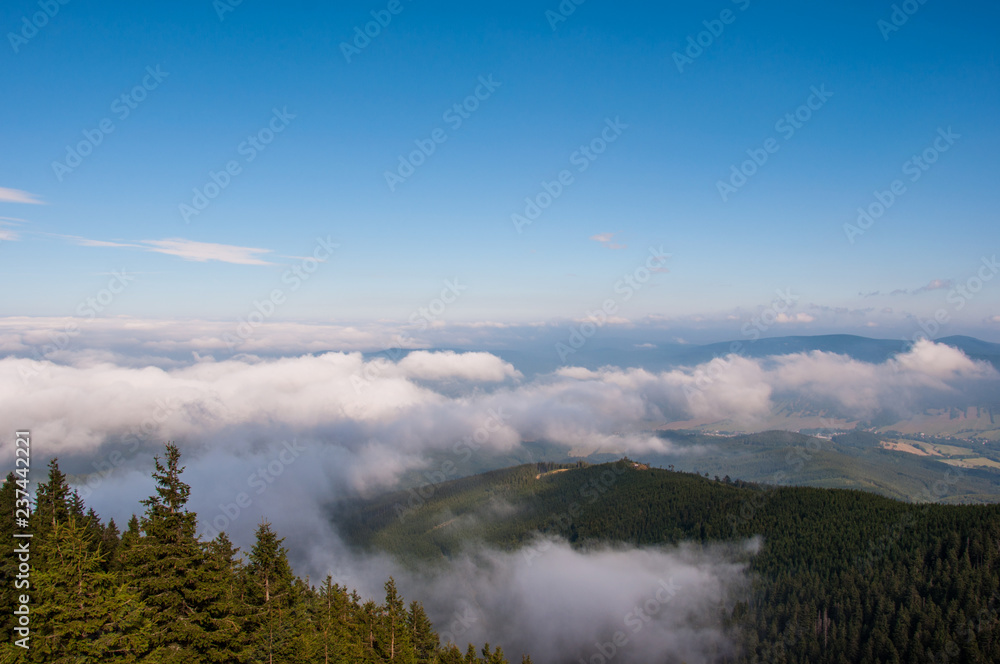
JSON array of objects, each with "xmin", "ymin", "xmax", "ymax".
[{"xmin": 2, "ymin": 0, "xmax": 998, "ymax": 340}]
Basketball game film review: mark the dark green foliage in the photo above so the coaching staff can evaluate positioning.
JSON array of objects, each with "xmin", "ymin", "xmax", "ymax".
[
  {"xmin": 0, "ymin": 447, "xmax": 515, "ymax": 664},
  {"xmin": 246, "ymin": 521, "xmax": 304, "ymax": 663},
  {"xmin": 31, "ymin": 517, "xmax": 153, "ymax": 662},
  {"xmin": 120, "ymin": 443, "xmax": 221, "ymax": 662},
  {"xmin": 0, "ymin": 472, "xmax": 18, "ymax": 637},
  {"xmin": 340, "ymin": 460, "xmax": 1000, "ymax": 664}
]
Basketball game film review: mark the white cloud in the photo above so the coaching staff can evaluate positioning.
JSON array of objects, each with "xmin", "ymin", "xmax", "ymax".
[
  {"xmin": 2, "ymin": 327, "xmax": 996, "ymax": 497},
  {"xmin": 54, "ymin": 234, "xmax": 275, "ymax": 265},
  {"xmin": 138, "ymin": 238, "xmax": 274, "ymax": 265},
  {"xmin": 0, "ymin": 187, "xmax": 43, "ymax": 205},
  {"xmin": 590, "ymin": 232, "xmax": 627, "ymax": 250},
  {"xmin": 915, "ymin": 279, "xmax": 954, "ymax": 293},
  {"xmin": 396, "ymin": 350, "xmax": 521, "ymax": 382},
  {"xmin": 388, "ymin": 538, "xmax": 750, "ymax": 664},
  {"xmin": 53, "ymin": 233, "xmax": 138, "ymax": 248},
  {"xmin": 774, "ymin": 312, "xmax": 815, "ymax": 324}
]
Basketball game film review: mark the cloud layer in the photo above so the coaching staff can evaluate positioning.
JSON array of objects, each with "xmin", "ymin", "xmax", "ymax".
[
  {"xmin": 2, "ymin": 339, "xmax": 995, "ymax": 479},
  {"xmin": 377, "ymin": 538, "xmax": 753, "ymax": 664},
  {"xmin": 3, "ymin": 338, "xmax": 996, "ymax": 661}
]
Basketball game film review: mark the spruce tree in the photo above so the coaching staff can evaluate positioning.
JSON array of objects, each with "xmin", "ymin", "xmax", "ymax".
[
  {"xmin": 122, "ymin": 443, "xmax": 229, "ymax": 662},
  {"xmin": 202, "ymin": 531, "xmax": 253, "ymax": 663},
  {"xmin": 32, "ymin": 458, "xmax": 71, "ymax": 541},
  {"xmin": 32, "ymin": 517, "xmax": 153, "ymax": 662},
  {"xmin": 0, "ymin": 474, "xmax": 18, "ymax": 637},
  {"xmin": 246, "ymin": 520, "xmax": 302, "ymax": 664},
  {"xmin": 409, "ymin": 599, "xmax": 438, "ymax": 663},
  {"xmin": 314, "ymin": 576, "xmax": 362, "ymax": 663},
  {"xmin": 380, "ymin": 577, "xmax": 414, "ymax": 662}
]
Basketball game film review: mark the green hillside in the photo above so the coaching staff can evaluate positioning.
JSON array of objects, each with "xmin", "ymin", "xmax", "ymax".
[
  {"xmin": 383, "ymin": 429, "xmax": 1000, "ymax": 508},
  {"xmin": 336, "ymin": 460, "xmax": 1000, "ymax": 664}
]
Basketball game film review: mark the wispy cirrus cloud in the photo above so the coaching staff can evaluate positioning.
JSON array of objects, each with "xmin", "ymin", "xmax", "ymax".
[
  {"xmin": 0, "ymin": 218, "xmax": 25, "ymax": 242},
  {"xmin": 139, "ymin": 238, "xmax": 273, "ymax": 265},
  {"xmin": 0, "ymin": 187, "xmax": 44, "ymax": 205},
  {"xmin": 54, "ymin": 233, "xmax": 275, "ymax": 265},
  {"xmin": 52, "ymin": 233, "xmax": 138, "ymax": 248}
]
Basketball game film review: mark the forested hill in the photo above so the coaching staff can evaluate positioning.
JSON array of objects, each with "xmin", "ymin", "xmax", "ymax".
[
  {"xmin": 336, "ymin": 460, "xmax": 1000, "ymax": 664},
  {"xmin": 0, "ymin": 445, "xmax": 528, "ymax": 664}
]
